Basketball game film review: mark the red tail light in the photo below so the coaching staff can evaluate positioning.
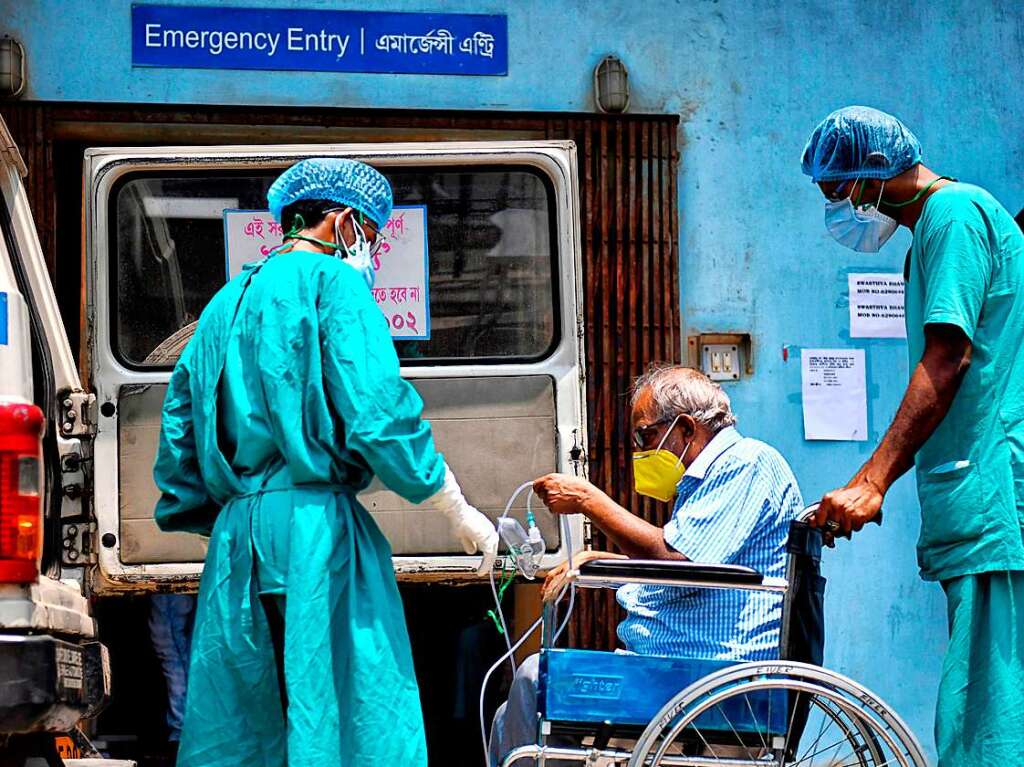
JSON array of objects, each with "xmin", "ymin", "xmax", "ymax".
[{"xmin": 0, "ymin": 401, "xmax": 44, "ymax": 583}]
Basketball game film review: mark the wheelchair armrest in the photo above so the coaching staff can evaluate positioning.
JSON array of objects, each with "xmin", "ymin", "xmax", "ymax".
[{"xmin": 572, "ymin": 559, "xmax": 787, "ymax": 593}]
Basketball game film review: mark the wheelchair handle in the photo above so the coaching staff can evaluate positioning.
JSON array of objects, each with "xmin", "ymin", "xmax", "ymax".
[{"xmin": 800, "ymin": 503, "xmax": 883, "ymax": 538}]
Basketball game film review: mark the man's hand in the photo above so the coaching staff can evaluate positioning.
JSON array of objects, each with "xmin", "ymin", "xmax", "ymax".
[
  {"xmin": 542, "ymin": 550, "xmax": 626, "ymax": 602},
  {"xmin": 811, "ymin": 324, "xmax": 970, "ymax": 544},
  {"xmin": 533, "ymin": 473, "xmax": 597, "ymax": 516},
  {"xmin": 534, "ymin": 474, "xmax": 682, "ymax": 560},
  {"xmin": 812, "ymin": 479, "xmax": 884, "ymax": 536}
]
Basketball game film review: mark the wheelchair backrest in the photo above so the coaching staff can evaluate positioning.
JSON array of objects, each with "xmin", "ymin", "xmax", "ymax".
[{"xmin": 779, "ymin": 520, "xmax": 825, "ymax": 665}]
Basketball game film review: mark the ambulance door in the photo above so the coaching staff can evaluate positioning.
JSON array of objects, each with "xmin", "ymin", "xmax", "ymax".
[{"xmin": 83, "ymin": 141, "xmax": 586, "ymax": 592}]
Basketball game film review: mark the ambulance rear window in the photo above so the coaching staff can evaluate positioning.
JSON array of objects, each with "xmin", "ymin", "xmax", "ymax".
[{"xmin": 109, "ymin": 165, "xmax": 559, "ymax": 368}]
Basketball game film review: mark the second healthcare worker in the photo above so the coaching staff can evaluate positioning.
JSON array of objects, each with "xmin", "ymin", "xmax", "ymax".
[{"xmin": 802, "ymin": 106, "xmax": 1024, "ymax": 766}]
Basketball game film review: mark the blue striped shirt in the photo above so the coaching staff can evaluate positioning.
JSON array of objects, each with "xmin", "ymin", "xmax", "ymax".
[{"xmin": 617, "ymin": 427, "xmax": 802, "ymax": 661}]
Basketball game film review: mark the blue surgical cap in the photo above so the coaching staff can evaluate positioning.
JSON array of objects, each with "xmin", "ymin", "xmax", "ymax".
[
  {"xmin": 267, "ymin": 158, "xmax": 393, "ymax": 228},
  {"xmin": 800, "ymin": 106, "xmax": 923, "ymax": 183}
]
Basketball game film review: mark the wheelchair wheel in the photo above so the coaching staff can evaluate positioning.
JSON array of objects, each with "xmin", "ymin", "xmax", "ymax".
[{"xmin": 628, "ymin": 661, "xmax": 928, "ymax": 767}]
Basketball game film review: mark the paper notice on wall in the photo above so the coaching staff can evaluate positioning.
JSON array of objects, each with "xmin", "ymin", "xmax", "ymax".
[
  {"xmin": 849, "ymin": 273, "xmax": 906, "ymax": 338},
  {"xmin": 222, "ymin": 205, "xmax": 430, "ymax": 341},
  {"xmin": 801, "ymin": 349, "xmax": 868, "ymax": 441}
]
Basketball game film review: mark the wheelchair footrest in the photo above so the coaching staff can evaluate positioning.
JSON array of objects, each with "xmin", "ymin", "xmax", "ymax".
[{"xmin": 540, "ymin": 649, "xmax": 787, "ymax": 735}]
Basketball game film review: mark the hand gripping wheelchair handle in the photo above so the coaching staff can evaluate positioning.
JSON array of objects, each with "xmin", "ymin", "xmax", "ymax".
[{"xmin": 800, "ymin": 503, "xmax": 884, "ymax": 539}]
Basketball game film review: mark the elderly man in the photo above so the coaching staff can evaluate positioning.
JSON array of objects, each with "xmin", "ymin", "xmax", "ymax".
[
  {"xmin": 488, "ymin": 365, "xmax": 803, "ymax": 766},
  {"xmin": 802, "ymin": 106, "xmax": 1024, "ymax": 767}
]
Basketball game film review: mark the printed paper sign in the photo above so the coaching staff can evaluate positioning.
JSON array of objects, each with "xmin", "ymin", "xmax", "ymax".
[
  {"xmin": 849, "ymin": 273, "xmax": 906, "ymax": 339},
  {"xmin": 801, "ymin": 349, "xmax": 868, "ymax": 441},
  {"xmin": 222, "ymin": 205, "xmax": 430, "ymax": 341},
  {"xmin": 223, "ymin": 210, "xmax": 283, "ymax": 280},
  {"xmin": 371, "ymin": 205, "xmax": 430, "ymax": 341}
]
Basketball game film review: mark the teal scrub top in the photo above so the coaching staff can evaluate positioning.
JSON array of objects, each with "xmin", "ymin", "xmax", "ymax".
[
  {"xmin": 153, "ymin": 250, "xmax": 444, "ymax": 766},
  {"xmin": 904, "ymin": 182, "xmax": 1024, "ymax": 581},
  {"xmin": 154, "ymin": 250, "xmax": 445, "ymax": 531}
]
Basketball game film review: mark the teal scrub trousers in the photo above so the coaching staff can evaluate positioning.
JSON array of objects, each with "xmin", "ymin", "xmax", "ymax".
[{"xmin": 937, "ymin": 571, "xmax": 1024, "ymax": 766}]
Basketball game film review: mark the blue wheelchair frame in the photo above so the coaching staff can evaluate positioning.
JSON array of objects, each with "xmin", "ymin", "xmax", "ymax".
[{"xmin": 500, "ymin": 518, "xmax": 828, "ymax": 766}]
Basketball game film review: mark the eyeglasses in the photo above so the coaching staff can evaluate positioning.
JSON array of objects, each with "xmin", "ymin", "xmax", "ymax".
[
  {"xmin": 825, "ymin": 178, "xmax": 856, "ymax": 202},
  {"xmin": 632, "ymin": 416, "xmax": 676, "ymax": 449},
  {"xmin": 359, "ymin": 215, "xmax": 385, "ymax": 257}
]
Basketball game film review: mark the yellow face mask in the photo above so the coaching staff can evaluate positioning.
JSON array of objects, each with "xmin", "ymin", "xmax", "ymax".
[{"xmin": 632, "ymin": 415, "xmax": 691, "ymax": 502}]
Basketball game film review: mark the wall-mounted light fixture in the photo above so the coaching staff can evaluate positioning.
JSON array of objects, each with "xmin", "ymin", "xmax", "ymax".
[
  {"xmin": 593, "ymin": 55, "xmax": 629, "ymax": 114},
  {"xmin": 0, "ymin": 37, "xmax": 26, "ymax": 99}
]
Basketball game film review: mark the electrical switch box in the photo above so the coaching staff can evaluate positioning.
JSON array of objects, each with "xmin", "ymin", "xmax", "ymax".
[
  {"xmin": 701, "ymin": 343, "xmax": 740, "ymax": 381},
  {"xmin": 686, "ymin": 333, "xmax": 753, "ymax": 382}
]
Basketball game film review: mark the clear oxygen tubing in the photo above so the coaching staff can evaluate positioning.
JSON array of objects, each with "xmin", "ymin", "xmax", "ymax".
[
  {"xmin": 552, "ymin": 512, "xmax": 575, "ymax": 644},
  {"xmin": 479, "ymin": 614, "xmax": 543, "ymax": 767},
  {"xmin": 481, "ymin": 482, "xmax": 581, "ymax": 766},
  {"xmin": 492, "ymin": 481, "xmax": 535, "ymax": 674},
  {"xmin": 478, "ymin": 544, "xmax": 576, "ymax": 767}
]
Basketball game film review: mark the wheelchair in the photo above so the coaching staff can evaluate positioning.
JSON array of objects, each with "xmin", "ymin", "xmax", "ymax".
[{"xmin": 499, "ymin": 510, "xmax": 928, "ymax": 767}]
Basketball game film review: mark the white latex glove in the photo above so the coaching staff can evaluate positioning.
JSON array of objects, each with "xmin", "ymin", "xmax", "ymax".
[{"xmin": 425, "ymin": 464, "xmax": 499, "ymax": 575}]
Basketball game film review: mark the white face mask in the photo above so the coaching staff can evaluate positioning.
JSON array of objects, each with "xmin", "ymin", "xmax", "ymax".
[
  {"xmin": 335, "ymin": 213, "xmax": 375, "ymax": 288},
  {"xmin": 824, "ymin": 181, "xmax": 898, "ymax": 253}
]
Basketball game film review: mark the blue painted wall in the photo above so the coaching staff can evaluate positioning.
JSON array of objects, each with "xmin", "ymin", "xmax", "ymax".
[{"xmin": 9, "ymin": 0, "xmax": 1024, "ymax": 756}]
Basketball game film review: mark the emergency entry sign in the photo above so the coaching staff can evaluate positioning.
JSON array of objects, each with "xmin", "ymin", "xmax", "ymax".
[
  {"xmin": 131, "ymin": 5, "xmax": 507, "ymax": 76},
  {"xmin": 222, "ymin": 205, "xmax": 431, "ymax": 341}
]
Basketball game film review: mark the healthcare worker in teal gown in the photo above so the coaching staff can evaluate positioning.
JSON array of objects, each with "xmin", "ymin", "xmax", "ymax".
[
  {"xmin": 153, "ymin": 158, "xmax": 498, "ymax": 767},
  {"xmin": 802, "ymin": 108, "xmax": 1024, "ymax": 766}
]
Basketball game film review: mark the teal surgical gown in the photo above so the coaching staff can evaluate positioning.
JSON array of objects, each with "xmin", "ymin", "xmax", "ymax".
[{"xmin": 153, "ymin": 249, "xmax": 444, "ymax": 767}]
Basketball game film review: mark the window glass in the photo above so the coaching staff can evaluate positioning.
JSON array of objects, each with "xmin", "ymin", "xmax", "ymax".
[{"xmin": 111, "ymin": 165, "xmax": 558, "ymax": 366}]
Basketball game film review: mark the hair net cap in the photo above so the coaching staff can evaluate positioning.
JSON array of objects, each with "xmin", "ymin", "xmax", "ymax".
[
  {"xmin": 800, "ymin": 106, "xmax": 922, "ymax": 183},
  {"xmin": 267, "ymin": 158, "xmax": 394, "ymax": 228}
]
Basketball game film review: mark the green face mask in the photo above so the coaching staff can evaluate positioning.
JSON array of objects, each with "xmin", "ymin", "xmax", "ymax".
[{"xmin": 632, "ymin": 415, "xmax": 691, "ymax": 502}]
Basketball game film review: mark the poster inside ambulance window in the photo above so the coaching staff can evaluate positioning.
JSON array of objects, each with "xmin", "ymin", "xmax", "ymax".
[{"xmin": 223, "ymin": 205, "xmax": 430, "ymax": 341}]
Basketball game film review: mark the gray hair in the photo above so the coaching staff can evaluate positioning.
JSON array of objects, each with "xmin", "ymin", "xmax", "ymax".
[{"xmin": 630, "ymin": 364, "xmax": 737, "ymax": 433}]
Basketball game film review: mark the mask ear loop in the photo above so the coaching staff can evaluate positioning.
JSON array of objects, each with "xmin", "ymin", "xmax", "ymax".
[
  {"xmin": 653, "ymin": 414, "xmax": 682, "ymax": 453},
  {"xmin": 286, "ymin": 213, "xmax": 306, "ymax": 237},
  {"xmin": 674, "ymin": 440, "xmax": 693, "ymax": 470},
  {"xmin": 269, "ymin": 213, "xmax": 310, "ymax": 256},
  {"xmin": 335, "ymin": 208, "xmax": 370, "ymax": 259},
  {"xmin": 279, "ymin": 209, "xmax": 348, "ymax": 253},
  {"xmin": 873, "ymin": 180, "xmax": 887, "ymax": 210},
  {"xmin": 652, "ymin": 414, "xmax": 695, "ymax": 470},
  {"xmin": 333, "ymin": 210, "xmax": 345, "ymax": 256},
  {"xmin": 852, "ymin": 177, "xmax": 867, "ymax": 208}
]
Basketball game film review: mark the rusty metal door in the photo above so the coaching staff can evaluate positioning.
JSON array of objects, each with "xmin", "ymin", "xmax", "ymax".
[{"xmin": 548, "ymin": 116, "xmax": 682, "ymax": 648}]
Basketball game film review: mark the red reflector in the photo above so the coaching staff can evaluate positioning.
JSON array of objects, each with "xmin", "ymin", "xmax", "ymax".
[
  {"xmin": 0, "ymin": 401, "xmax": 45, "ymax": 583},
  {"xmin": 0, "ymin": 560, "xmax": 38, "ymax": 583}
]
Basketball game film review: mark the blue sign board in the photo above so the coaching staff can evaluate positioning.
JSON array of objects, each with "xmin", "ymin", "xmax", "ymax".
[
  {"xmin": 131, "ymin": 5, "xmax": 507, "ymax": 76},
  {"xmin": 0, "ymin": 292, "xmax": 7, "ymax": 346}
]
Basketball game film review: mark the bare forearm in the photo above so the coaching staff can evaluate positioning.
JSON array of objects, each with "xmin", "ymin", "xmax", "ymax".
[
  {"xmin": 582, "ymin": 490, "xmax": 686, "ymax": 560},
  {"xmin": 856, "ymin": 330, "xmax": 970, "ymax": 494}
]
